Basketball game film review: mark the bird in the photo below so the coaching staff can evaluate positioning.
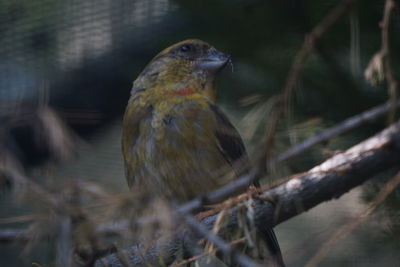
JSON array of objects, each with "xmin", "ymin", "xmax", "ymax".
[{"xmin": 122, "ymin": 39, "xmax": 285, "ymax": 266}]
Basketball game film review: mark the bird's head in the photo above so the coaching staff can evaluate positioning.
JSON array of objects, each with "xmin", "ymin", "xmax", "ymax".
[{"xmin": 132, "ymin": 39, "xmax": 230, "ymax": 101}]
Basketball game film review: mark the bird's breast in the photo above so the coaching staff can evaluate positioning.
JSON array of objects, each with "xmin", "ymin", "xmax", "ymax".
[{"xmin": 128, "ymin": 96, "xmax": 233, "ymax": 201}]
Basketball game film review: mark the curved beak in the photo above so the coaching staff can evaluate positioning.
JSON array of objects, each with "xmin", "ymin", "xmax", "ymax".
[{"xmin": 197, "ymin": 49, "xmax": 230, "ymax": 73}]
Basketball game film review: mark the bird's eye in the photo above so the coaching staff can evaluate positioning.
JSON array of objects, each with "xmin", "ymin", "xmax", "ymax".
[{"xmin": 180, "ymin": 44, "xmax": 192, "ymax": 52}]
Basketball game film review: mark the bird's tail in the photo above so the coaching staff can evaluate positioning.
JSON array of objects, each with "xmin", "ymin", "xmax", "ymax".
[{"xmin": 262, "ymin": 227, "xmax": 285, "ymax": 267}]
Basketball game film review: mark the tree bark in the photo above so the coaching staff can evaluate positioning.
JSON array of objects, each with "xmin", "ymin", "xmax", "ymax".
[{"xmin": 96, "ymin": 121, "xmax": 400, "ymax": 266}]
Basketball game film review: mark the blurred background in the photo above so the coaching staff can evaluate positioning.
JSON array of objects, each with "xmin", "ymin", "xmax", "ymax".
[{"xmin": 1, "ymin": 0, "xmax": 399, "ymax": 266}]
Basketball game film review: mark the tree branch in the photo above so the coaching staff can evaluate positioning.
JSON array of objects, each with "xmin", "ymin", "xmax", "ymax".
[
  {"xmin": 262, "ymin": 120, "xmax": 400, "ymax": 225},
  {"xmin": 365, "ymin": 0, "xmax": 399, "ymax": 122},
  {"xmin": 0, "ymin": 229, "xmax": 29, "ymax": 243},
  {"xmin": 2, "ymin": 103, "xmax": 399, "ymax": 266},
  {"xmin": 181, "ymin": 214, "xmax": 262, "ymax": 267},
  {"xmin": 270, "ymin": 100, "xmax": 400, "ymax": 167},
  {"xmin": 260, "ymin": 0, "xmax": 356, "ymax": 171},
  {"xmin": 96, "ymin": 120, "xmax": 400, "ymax": 266}
]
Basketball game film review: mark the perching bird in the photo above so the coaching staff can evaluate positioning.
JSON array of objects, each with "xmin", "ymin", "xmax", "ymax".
[{"xmin": 122, "ymin": 39, "xmax": 284, "ymax": 266}]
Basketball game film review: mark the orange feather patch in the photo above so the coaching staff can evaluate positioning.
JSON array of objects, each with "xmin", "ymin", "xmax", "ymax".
[{"xmin": 168, "ymin": 87, "xmax": 196, "ymax": 96}]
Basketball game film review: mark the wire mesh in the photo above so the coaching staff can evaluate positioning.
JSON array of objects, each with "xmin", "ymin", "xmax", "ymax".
[{"xmin": 0, "ymin": 0, "xmax": 172, "ymax": 116}]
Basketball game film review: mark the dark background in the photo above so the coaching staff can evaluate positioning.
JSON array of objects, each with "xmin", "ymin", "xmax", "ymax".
[{"xmin": 1, "ymin": 0, "xmax": 399, "ymax": 266}]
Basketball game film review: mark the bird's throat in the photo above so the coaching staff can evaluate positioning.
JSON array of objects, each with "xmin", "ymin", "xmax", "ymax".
[{"xmin": 167, "ymin": 87, "xmax": 197, "ymax": 96}]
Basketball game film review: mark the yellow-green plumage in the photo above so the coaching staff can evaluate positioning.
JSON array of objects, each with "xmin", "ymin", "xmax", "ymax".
[
  {"xmin": 122, "ymin": 39, "xmax": 284, "ymax": 266},
  {"xmin": 122, "ymin": 39, "xmax": 239, "ymax": 201},
  {"xmin": 123, "ymin": 90, "xmax": 237, "ymax": 201}
]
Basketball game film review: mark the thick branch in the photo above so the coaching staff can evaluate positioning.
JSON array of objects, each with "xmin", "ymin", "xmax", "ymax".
[
  {"xmin": 261, "ymin": 120, "xmax": 400, "ymax": 225},
  {"xmin": 2, "ymin": 101, "xmax": 398, "ymax": 244},
  {"xmin": 96, "ymin": 120, "xmax": 400, "ymax": 266}
]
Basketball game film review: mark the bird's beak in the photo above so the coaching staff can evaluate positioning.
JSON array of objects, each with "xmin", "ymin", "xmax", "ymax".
[{"xmin": 197, "ymin": 49, "xmax": 230, "ymax": 73}]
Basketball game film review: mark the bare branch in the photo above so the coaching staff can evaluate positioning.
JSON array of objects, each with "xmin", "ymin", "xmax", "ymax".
[
  {"xmin": 270, "ymin": 100, "xmax": 400, "ymax": 167},
  {"xmin": 365, "ymin": 0, "xmax": 399, "ymax": 121},
  {"xmin": 170, "ymin": 238, "xmax": 246, "ymax": 267},
  {"xmin": 0, "ymin": 229, "xmax": 29, "ymax": 243},
  {"xmin": 1, "ymin": 119, "xmax": 399, "ymax": 264},
  {"xmin": 96, "ymin": 120, "xmax": 400, "ymax": 266},
  {"xmin": 56, "ymin": 217, "xmax": 73, "ymax": 267},
  {"xmin": 267, "ymin": 120, "xmax": 400, "ymax": 225},
  {"xmin": 260, "ymin": 0, "xmax": 356, "ymax": 172},
  {"xmin": 182, "ymin": 214, "xmax": 262, "ymax": 267},
  {"xmin": 381, "ymin": 0, "xmax": 399, "ymax": 122},
  {"xmin": 2, "ymin": 104, "xmax": 399, "ymax": 266},
  {"xmin": 282, "ymin": 0, "xmax": 355, "ymax": 107},
  {"xmin": 178, "ymin": 99, "xmax": 398, "ymax": 216},
  {"xmin": 36, "ymin": 106, "xmax": 80, "ymax": 162}
]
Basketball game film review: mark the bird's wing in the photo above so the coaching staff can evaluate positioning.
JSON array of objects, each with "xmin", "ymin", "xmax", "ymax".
[
  {"xmin": 210, "ymin": 104, "xmax": 285, "ymax": 267},
  {"xmin": 122, "ymin": 92, "xmax": 153, "ymax": 188},
  {"xmin": 209, "ymin": 104, "xmax": 250, "ymax": 176}
]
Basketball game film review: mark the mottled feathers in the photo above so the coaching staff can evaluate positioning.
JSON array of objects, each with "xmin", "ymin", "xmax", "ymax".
[{"xmin": 121, "ymin": 39, "xmax": 284, "ymax": 266}]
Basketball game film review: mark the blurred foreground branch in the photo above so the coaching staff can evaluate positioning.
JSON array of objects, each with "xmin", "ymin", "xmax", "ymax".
[
  {"xmin": 96, "ymin": 120, "xmax": 400, "ymax": 266},
  {"xmin": 181, "ymin": 214, "xmax": 262, "ymax": 267},
  {"xmin": 2, "ymin": 103, "xmax": 399, "ymax": 266},
  {"xmin": 381, "ymin": 0, "xmax": 398, "ymax": 122}
]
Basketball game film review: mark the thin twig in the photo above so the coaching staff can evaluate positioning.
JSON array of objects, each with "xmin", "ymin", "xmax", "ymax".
[
  {"xmin": 181, "ymin": 214, "xmax": 262, "ymax": 267},
  {"xmin": 170, "ymin": 238, "xmax": 246, "ymax": 267},
  {"xmin": 96, "ymin": 120, "xmax": 400, "ymax": 266},
  {"xmin": 2, "ymin": 117, "xmax": 400, "ymax": 265},
  {"xmin": 270, "ymin": 100, "xmax": 400, "ymax": 167},
  {"xmin": 181, "ymin": 99, "xmax": 400, "ymax": 217},
  {"xmin": 56, "ymin": 217, "xmax": 73, "ymax": 267},
  {"xmin": 305, "ymin": 171, "xmax": 400, "ymax": 267},
  {"xmin": 0, "ymin": 228, "xmax": 29, "ymax": 243},
  {"xmin": 0, "ymin": 215, "xmax": 35, "ymax": 224},
  {"xmin": 260, "ymin": 0, "xmax": 356, "ymax": 172},
  {"xmin": 381, "ymin": 0, "xmax": 399, "ymax": 122},
  {"xmin": 177, "ymin": 170, "xmax": 257, "ymax": 214},
  {"xmin": 1, "ymin": 100, "xmax": 398, "ymax": 245}
]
